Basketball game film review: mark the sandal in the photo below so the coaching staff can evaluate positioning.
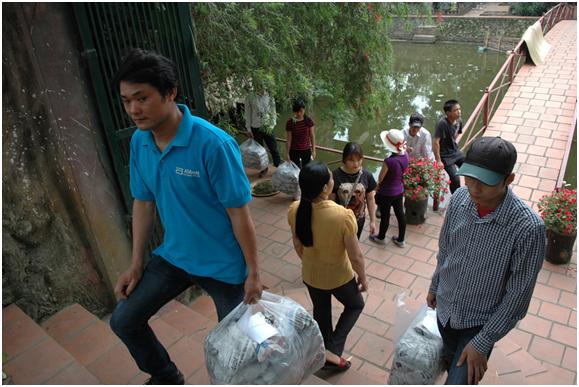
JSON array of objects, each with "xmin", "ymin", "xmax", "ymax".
[{"xmin": 322, "ymin": 357, "xmax": 352, "ymax": 372}]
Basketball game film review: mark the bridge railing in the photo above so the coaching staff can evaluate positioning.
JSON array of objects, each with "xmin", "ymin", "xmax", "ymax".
[{"xmin": 457, "ymin": 2, "xmax": 576, "ymax": 151}]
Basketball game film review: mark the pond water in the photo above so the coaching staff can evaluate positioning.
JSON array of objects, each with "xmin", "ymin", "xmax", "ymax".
[{"xmin": 272, "ymin": 41, "xmax": 506, "ymax": 174}]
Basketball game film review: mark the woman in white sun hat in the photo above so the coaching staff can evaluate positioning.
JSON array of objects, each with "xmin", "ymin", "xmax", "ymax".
[{"xmin": 369, "ymin": 129, "xmax": 409, "ymax": 247}]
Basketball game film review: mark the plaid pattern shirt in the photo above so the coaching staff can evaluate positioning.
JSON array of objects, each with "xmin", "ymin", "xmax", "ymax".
[{"xmin": 429, "ymin": 186, "xmax": 545, "ymax": 354}]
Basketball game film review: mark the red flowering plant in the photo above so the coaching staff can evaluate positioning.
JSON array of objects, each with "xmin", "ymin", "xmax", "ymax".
[
  {"xmin": 403, "ymin": 157, "xmax": 450, "ymax": 201},
  {"xmin": 538, "ymin": 187, "xmax": 577, "ymax": 236}
]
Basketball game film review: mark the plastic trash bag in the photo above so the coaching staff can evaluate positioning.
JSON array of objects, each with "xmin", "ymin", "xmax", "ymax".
[
  {"xmin": 240, "ymin": 139, "xmax": 269, "ymax": 171},
  {"xmin": 272, "ymin": 161, "xmax": 300, "ymax": 196},
  {"xmin": 387, "ymin": 294, "xmax": 445, "ymax": 385},
  {"xmin": 204, "ymin": 291, "xmax": 325, "ymax": 385}
]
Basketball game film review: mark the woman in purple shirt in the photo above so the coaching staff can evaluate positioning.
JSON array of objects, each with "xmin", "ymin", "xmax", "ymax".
[{"xmin": 369, "ymin": 129, "xmax": 409, "ymax": 247}]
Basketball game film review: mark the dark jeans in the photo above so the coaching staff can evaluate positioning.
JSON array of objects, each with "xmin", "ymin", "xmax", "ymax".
[
  {"xmin": 252, "ymin": 126, "xmax": 281, "ymax": 167},
  {"xmin": 444, "ymin": 156, "xmax": 464, "ymax": 194},
  {"xmin": 356, "ymin": 216, "xmax": 365, "ymax": 240},
  {"xmin": 375, "ymin": 193, "xmax": 406, "ymax": 242},
  {"xmin": 437, "ymin": 318, "xmax": 492, "ymax": 385},
  {"xmin": 305, "ymin": 277, "xmax": 365, "ymax": 356},
  {"xmin": 110, "ymin": 255, "xmax": 244, "ymax": 380},
  {"xmin": 289, "ymin": 149, "xmax": 312, "ymax": 169}
]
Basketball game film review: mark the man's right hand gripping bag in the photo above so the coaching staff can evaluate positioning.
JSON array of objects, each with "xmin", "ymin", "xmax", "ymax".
[
  {"xmin": 204, "ymin": 291, "xmax": 326, "ymax": 384},
  {"xmin": 387, "ymin": 295, "xmax": 446, "ymax": 385}
]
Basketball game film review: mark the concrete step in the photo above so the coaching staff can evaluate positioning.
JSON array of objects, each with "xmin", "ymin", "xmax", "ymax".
[
  {"xmin": 414, "ymin": 25, "xmax": 438, "ymax": 35},
  {"xmin": 3, "ymin": 304, "xmax": 100, "ymax": 384},
  {"xmin": 412, "ymin": 34, "xmax": 437, "ymax": 43}
]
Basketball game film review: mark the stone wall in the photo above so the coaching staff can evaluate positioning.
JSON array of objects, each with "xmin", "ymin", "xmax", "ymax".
[
  {"xmin": 3, "ymin": 3, "xmax": 133, "ymax": 321},
  {"xmin": 387, "ymin": 15, "xmax": 539, "ymax": 46}
]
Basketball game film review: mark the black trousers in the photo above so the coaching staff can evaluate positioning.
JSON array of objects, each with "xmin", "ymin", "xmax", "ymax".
[
  {"xmin": 289, "ymin": 149, "xmax": 312, "ymax": 169},
  {"xmin": 376, "ymin": 193, "xmax": 406, "ymax": 241},
  {"xmin": 305, "ymin": 277, "xmax": 365, "ymax": 356},
  {"xmin": 356, "ymin": 216, "xmax": 365, "ymax": 240},
  {"xmin": 252, "ymin": 127, "xmax": 281, "ymax": 167},
  {"xmin": 444, "ymin": 156, "xmax": 465, "ymax": 194}
]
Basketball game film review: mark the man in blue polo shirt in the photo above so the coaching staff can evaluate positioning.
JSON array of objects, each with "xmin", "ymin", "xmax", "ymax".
[{"xmin": 109, "ymin": 49, "xmax": 263, "ymax": 385}]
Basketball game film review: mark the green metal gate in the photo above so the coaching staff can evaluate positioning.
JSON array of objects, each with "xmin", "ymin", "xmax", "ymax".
[
  {"xmin": 73, "ymin": 3, "xmax": 208, "ymax": 213},
  {"xmin": 73, "ymin": 3, "xmax": 208, "ymax": 250}
]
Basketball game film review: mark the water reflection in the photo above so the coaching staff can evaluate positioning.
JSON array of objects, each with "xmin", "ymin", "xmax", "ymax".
[{"xmin": 273, "ymin": 41, "xmax": 505, "ymax": 173}]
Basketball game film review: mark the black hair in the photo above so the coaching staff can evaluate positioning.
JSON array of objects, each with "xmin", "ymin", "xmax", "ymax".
[
  {"xmin": 113, "ymin": 48, "xmax": 179, "ymax": 97},
  {"xmin": 292, "ymin": 97, "xmax": 307, "ymax": 112},
  {"xmin": 342, "ymin": 142, "xmax": 364, "ymax": 163},
  {"xmin": 409, "ymin": 112, "xmax": 424, "ymax": 126},
  {"xmin": 443, "ymin": 99, "xmax": 459, "ymax": 113},
  {"xmin": 295, "ymin": 161, "xmax": 330, "ymax": 247}
]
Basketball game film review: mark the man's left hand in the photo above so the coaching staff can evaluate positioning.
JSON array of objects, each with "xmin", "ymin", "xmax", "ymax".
[
  {"xmin": 243, "ymin": 273, "xmax": 263, "ymax": 304},
  {"xmin": 457, "ymin": 343, "xmax": 488, "ymax": 385}
]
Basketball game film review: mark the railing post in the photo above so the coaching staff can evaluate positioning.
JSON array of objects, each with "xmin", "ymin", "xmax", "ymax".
[
  {"xmin": 508, "ymin": 54, "xmax": 515, "ymax": 84},
  {"xmin": 483, "ymin": 87, "xmax": 490, "ymax": 130}
]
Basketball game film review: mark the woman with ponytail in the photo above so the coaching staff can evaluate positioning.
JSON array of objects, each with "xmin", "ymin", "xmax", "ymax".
[{"xmin": 287, "ymin": 161, "xmax": 368, "ymax": 372}]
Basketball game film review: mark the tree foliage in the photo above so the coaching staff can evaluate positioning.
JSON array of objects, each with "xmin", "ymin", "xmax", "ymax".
[
  {"xmin": 509, "ymin": 2, "xmax": 558, "ymax": 16},
  {"xmin": 190, "ymin": 2, "xmax": 430, "ymax": 133}
]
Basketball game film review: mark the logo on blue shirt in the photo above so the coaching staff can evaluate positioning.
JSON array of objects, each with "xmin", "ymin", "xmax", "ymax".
[{"xmin": 175, "ymin": 166, "xmax": 200, "ymax": 178}]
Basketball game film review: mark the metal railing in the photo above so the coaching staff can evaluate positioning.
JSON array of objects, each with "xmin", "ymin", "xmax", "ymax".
[
  {"xmin": 457, "ymin": 2, "xmax": 575, "ymax": 151},
  {"xmin": 556, "ymin": 110, "xmax": 577, "ymax": 188}
]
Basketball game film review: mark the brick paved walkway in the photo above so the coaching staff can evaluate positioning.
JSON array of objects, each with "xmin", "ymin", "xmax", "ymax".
[{"xmin": 247, "ymin": 20, "xmax": 577, "ymax": 385}]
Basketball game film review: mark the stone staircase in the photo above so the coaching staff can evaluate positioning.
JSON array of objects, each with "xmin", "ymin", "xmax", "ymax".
[
  {"xmin": 412, "ymin": 25, "xmax": 437, "ymax": 44},
  {"xmin": 2, "ymin": 285, "xmax": 555, "ymax": 385}
]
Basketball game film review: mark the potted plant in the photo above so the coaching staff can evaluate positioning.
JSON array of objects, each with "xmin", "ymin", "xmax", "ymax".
[
  {"xmin": 403, "ymin": 158, "xmax": 449, "ymax": 224},
  {"xmin": 538, "ymin": 187, "xmax": 577, "ymax": 264}
]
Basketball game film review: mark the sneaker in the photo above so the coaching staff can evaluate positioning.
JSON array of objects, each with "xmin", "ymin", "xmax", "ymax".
[
  {"xmin": 391, "ymin": 236, "xmax": 405, "ymax": 248},
  {"xmin": 369, "ymin": 235, "xmax": 385, "ymax": 245},
  {"xmin": 144, "ymin": 370, "xmax": 185, "ymax": 385}
]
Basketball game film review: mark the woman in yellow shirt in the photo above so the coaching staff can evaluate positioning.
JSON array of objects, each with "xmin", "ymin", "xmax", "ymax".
[{"xmin": 288, "ymin": 161, "xmax": 368, "ymax": 372}]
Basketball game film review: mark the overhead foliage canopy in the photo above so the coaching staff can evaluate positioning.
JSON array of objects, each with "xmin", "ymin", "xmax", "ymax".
[{"xmin": 190, "ymin": 2, "xmax": 431, "ymax": 132}]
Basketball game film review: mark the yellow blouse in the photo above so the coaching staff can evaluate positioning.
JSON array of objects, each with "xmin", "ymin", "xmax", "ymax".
[{"xmin": 287, "ymin": 200, "xmax": 357, "ymax": 290}]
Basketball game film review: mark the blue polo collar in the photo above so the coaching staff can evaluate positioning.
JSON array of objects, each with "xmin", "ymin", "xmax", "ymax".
[{"xmin": 142, "ymin": 104, "xmax": 193, "ymax": 153}]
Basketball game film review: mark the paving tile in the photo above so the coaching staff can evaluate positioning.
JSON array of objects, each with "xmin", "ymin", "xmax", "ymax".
[
  {"xmin": 262, "ymin": 241, "xmax": 292, "ymax": 259},
  {"xmin": 547, "ymin": 272, "xmax": 577, "ymax": 293},
  {"xmin": 260, "ymin": 270, "xmax": 284, "ymax": 289},
  {"xmin": 550, "ymin": 323, "xmax": 577, "ymax": 348},
  {"xmin": 385, "ymin": 269, "xmax": 416, "ymax": 288},
  {"xmin": 58, "ymin": 320, "xmax": 119, "ymax": 366},
  {"xmin": 561, "ymin": 346, "xmax": 577, "ymax": 371},
  {"xmin": 46, "ymin": 361, "xmax": 101, "ymax": 385},
  {"xmin": 149, "ymin": 318, "xmax": 184, "ymax": 350},
  {"xmin": 157, "ymin": 300, "xmax": 211, "ymax": 336},
  {"xmin": 2, "ymin": 304, "xmax": 48, "ymax": 359},
  {"xmin": 557, "ymin": 291, "xmax": 576, "ymax": 309},
  {"xmin": 166, "ymin": 336, "xmax": 206, "ymax": 379},
  {"xmin": 351, "ymin": 331, "xmax": 394, "ymax": 368},
  {"xmin": 538, "ymin": 302, "xmax": 572, "ymax": 325},
  {"xmin": 358, "ymin": 361, "xmax": 389, "ymax": 384},
  {"xmin": 532, "ymin": 282, "xmax": 562, "ymax": 303},
  {"xmin": 364, "ymin": 246, "xmax": 391, "ymax": 263},
  {"xmin": 366, "ymin": 261, "xmax": 393, "ymax": 281},
  {"xmin": 406, "ymin": 245, "xmax": 433, "ymax": 262},
  {"xmin": 356, "ymin": 314, "xmax": 390, "ymax": 337},
  {"xmin": 41, "ymin": 304, "xmax": 98, "ymax": 344},
  {"xmin": 525, "ymin": 363, "xmax": 576, "ymax": 385},
  {"xmin": 187, "ymin": 364, "xmax": 211, "ymax": 384},
  {"xmin": 276, "ymin": 262, "xmax": 302, "ymax": 283},
  {"xmin": 407, "ymin": 261, "xmax": 436, "ymax": 279},
  {"xmin": 385, "ymin": 254, "xmax": 414, "ymax": 271},
  {"xmin": 86, "ymin": 342, "xmax": 140, "ymax": 384},
  {"xmin": 518, "ymin": 314, "xmax": 553, "ymax": 338},
  {"xmin": 282, "ymin": 249, "xmax": 302, "ymax": 265},
  {"xmin": 344, "ymin": 325, "xmax": 365, "ymax": 352},
  {"xmin": 4, "ymin": 337, "xmax": 73, "ymax": 384},
  {"xmin": 188, "ymin": 294, "xmax": 218, "ymax": 321},
  {"xmin": 528, "ymin": 335, "xmax": 566, "ymax": 365},
  {"xmin": 269, "ymin": 229, "xmax": 292, "ymax": 244}
]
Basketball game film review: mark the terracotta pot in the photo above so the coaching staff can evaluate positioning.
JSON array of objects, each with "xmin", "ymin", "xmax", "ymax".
[
  {"xmin": 545, "ymin": 229, "xmax": 577, "ymax": 265},
  {"xmin": 404, "ymin": 196, "xmax": 428, "ymax": 225}
]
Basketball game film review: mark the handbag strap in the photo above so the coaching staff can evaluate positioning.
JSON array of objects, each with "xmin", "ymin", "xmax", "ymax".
[{"xmin": 343, "ymin": 170, "xmax": 363, "ymax": 207}]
